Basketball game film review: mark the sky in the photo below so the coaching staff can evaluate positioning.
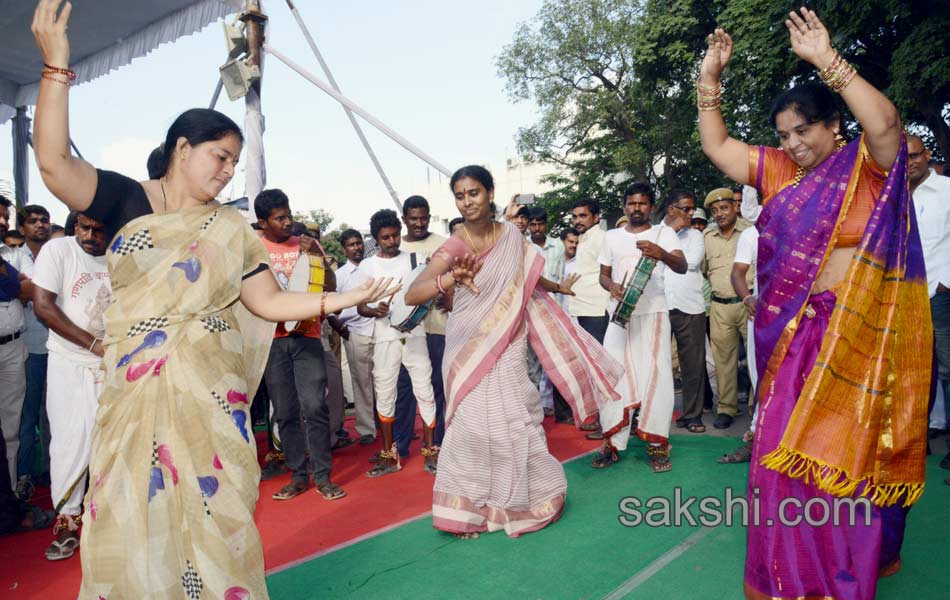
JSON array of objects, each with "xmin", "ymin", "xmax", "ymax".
[{"xmin": 0, "ymin": 0, "xmax": 546, "ymax": 230}]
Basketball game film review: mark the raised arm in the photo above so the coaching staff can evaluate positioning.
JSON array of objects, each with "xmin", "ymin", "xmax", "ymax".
[
  {"xmin": 698, "ymin": 29, "xmax": 752, "ymax": 186},
  {"xmin": 786, "ymin": 8, "xmax": 901, "ymax": 169},
  {"xmin": 31, "ymin": 0, "xmax": 98, "ymax": 212}
]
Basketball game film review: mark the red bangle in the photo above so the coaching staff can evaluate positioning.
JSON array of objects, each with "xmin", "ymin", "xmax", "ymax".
[
  {"xmin": 43, "ymin": 64, "xmax": 77, "ymax": 80},
  {"xmin": 320, "ymin": 291, "xmax": 328, "ymax": 319},
  {"xmin": 435, "ymin": 273, "xmax": 447, "ymax": 295}
]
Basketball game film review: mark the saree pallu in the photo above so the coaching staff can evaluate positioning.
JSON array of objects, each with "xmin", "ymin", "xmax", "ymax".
[
  {"xmin": 432, "ymin": 223, "xmax": 622, "ymax": 537},
  {"xmin": 746, "ymin": 137, "xmax": 931, "ymax": 599},
  {"xmin": 80, "ymin": 206, "xmax": 275, "ymax": 599}
]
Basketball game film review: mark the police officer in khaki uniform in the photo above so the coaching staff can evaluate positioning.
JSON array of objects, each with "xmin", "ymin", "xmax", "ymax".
[{"xmin": 702, "ymin": 188, "xmax": 753, "ymax": 429}]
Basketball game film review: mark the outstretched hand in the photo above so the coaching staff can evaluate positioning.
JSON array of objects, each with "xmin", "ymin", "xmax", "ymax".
[
  {"xmin": 355, "ymin": 277, "xmax": 401, "ymax": 305},
  {"xmin": 32, "ymin": 0, "xmax": 72, "ymax": 68},
  {"xmin": 451, "ymin": 254, "xmax": 481, "ymax": 295},
  {"xmin": 699, "ymin": 28, "xmax": 733, "ymax": 84},
  {"xmin": 559, "ymin": 273, "xmax": 580, "ymax": 296},
  {"xmin": 786, "ymin": 7, "xmax": 835, "ymax": 69}
]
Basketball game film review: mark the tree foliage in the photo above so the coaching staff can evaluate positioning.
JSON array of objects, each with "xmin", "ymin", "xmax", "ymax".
[{"xmin": 497, "ymin": 0, "xmax": 949, "ymax": 224}]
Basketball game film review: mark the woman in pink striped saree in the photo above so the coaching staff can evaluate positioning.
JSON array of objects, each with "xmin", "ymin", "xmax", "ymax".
[{"xmin": 405, "ymin": 165, "xmax": 623, "ymax": 538}]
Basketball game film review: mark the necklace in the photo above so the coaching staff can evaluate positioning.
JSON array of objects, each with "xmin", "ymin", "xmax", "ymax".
[
  {"xmin": 791, "ymin": 137, "xmax": 848, "ymax": 187},
  {"xmin": 159, "ymin": 178, "xmax": 168, "ymax": 212},
  {"xmin": 462, "ymin": 222, "xmax": 496, "ymax": 254}
]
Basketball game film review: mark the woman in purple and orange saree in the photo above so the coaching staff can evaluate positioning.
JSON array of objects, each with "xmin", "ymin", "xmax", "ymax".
[
  {"xmin": 404, "ymin": 165, "xmax": 624, "ymax": 538},
  {"xmin": 698, "ymin": 8, "xmax": 930, "ymax": 600}
]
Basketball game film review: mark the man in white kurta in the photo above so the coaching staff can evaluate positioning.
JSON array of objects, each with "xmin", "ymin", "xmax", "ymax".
[
  {"xmin": 594, "ymin": 185, "xmax": 685, "ymax": 472},
  {"xmin": 356, "ymin": 210, "xmax": 437, "ymax": 477},
  {"xmin": 31, "ymin": 214, "xmax": 111, "ymax": 560}
]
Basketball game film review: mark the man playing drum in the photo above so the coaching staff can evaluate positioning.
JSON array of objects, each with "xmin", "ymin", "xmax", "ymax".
[
  {"xmin": 357, "ymin": 209, "xmax": 438, "ymax": 477},
  {"xmin": 256, "ymin": 190, "xmax": 347, "ymax": 501},
  {"xmin": 593, "ymin": 183, "xmax": 686, "ymax": 473},
  {"xmin": 393, "ymin": 196, "xmax": 449, "ymax": 464}
]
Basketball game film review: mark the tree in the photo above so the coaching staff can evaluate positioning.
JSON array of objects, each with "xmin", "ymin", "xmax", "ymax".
[
  {"xmin": 498, "ymin": 0, "xmax": 949, "ymax": 227},
  {"xmin": 497, "ymin": 0, "xmax": 728, "ymax": 224},
  {"xmin": 721, "ymin": 0, "xmax": 949, "ymax": 158}
]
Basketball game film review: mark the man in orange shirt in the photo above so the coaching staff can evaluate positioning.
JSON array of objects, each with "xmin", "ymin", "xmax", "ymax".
[{"xmin": 256, "ymin": 190, "xmax": 346, "ymax": 501}]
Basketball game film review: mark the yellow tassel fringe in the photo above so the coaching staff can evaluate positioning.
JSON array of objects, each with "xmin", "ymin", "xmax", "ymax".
[{"xmin": 760, "ymin": 446, "xmax": 924, "ymax": 508}]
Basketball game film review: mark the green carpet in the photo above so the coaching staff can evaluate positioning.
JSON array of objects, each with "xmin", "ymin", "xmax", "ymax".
[{"xmin": 267, "ymin": 435, "xmax": 950, "ymax": 599}]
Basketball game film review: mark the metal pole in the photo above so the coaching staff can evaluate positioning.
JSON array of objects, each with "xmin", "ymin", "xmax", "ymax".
[
  {"xmin": 209, "ymin": 77, "xmax": 224, "ymax": 109},
  {"xmin": 264, "ymin": 44, "xmax": 453, "ymax": 178},
  {"xmin": 284, "ymin": 0, "xmax": 402, "ymax": 211},
  {"xmin": 241, "ymin": 1, "xmax": 268, "ymax": 207}
]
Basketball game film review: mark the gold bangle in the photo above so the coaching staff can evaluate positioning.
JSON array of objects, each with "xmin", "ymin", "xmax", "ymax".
[{"xmin": 818, "ymin": 51, "xmax": 857, "ymax": 93}]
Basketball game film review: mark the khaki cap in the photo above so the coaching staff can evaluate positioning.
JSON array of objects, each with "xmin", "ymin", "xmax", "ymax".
[{"xmin": 704, "ymin": 187, "xmax": 735, "ymax": 209}]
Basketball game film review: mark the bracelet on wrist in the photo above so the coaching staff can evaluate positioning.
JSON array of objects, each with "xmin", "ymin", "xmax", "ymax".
[
  {"xmin": 88, "ymin": 338, "xmax": 100, "ymax": 352},
  {"xmin": 697, "ymin": 80, "xmax": 723, "ymax": 111},
  {"xmin": 42, "ymin": 64, "xmax": 77, "ymax": 81},
  {"xmin": 319, "ymin": 291, "xmax": 328, "ymax": 320},
  {"xmin": 817, "ymin": 51, "xmax": 857, "ymax": 93}
]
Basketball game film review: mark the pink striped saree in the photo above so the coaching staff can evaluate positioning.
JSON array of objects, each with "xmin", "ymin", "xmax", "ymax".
[{"xmin": 431, "ymin": 222, "xmax": 622, "ymax": 536}]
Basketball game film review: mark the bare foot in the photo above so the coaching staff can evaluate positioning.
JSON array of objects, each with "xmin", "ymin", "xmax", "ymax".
[{"xmin": 453, "ymin": 532, "xmax": 480, "ymax": 540}]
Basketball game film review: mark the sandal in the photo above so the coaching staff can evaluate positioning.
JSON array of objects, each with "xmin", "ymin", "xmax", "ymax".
[
  {"xmin": 315, "ymin": 481, "xmax": 347, "ymax": 501},
  {"xmin": 45, "ymin": 532, "xmax": 80, "ymax": 561},
  {"xmin": 45, "ymin": 514, "xmax": 81, "ymax": 561},
  {"xmin": 331, "ymin": 436, "xmax": 354, "ymax": 451},
  {"xmin": 686, "ymin": 422, "xmax": 706, "ymax": 434},
  {"xmin": 367, "ymin": 445, "xmax": 402, "ymax": 478},
  {"xmin": 591, "ymin": 446, "xmax": 620, "ymax": 469},
  {"xmin": 421, "ymin": 446, "xmax": 439, "ymax": 475},
  {"xmin": 272, "ymin": 480, "xmax": 309, "ymax": 500},
  {"xmin": 717, "ymin": 441, "xmax": 753, "ymax": 464},
  {"xmin": 647, "ymin": 445, "xmax": 672, "ymax": 473}
]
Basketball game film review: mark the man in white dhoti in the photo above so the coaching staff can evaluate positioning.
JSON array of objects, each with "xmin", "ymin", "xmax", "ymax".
[
  {"xmin": 592, "ymin": 183, "xmax": 686, "ymax": 473},
  {"xmin": 357, "ymin": 209, "xmax": 439, "ymax": 477},
  {"xmin": 31, "ymin": 213, "xmax": 111, "ymax": 560}
]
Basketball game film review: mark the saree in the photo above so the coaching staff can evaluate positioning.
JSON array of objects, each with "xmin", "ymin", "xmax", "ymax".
[
  {"xmin": 79, "ymin": 205, "xmax": 275, "ymax": 599},
  {"xmin": 745, "ymin": 136, "xmax": 931, "ymax": 599},
  {"xmin": 431, "ymin": 222, "xmax": 622, "ymax": 536}
]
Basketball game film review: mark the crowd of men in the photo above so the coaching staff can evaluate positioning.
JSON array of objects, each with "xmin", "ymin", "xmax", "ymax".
[{"xmin": 0, "ymin": 144, "xmax": 947, "ymax": 557}]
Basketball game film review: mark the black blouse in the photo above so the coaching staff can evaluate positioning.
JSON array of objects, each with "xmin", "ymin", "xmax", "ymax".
[{"xmin": 84, "ymin": 169, "xmax": 268, "ymax": 280}]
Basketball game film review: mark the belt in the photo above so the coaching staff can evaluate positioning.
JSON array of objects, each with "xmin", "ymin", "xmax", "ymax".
[
  {"xmin": 711, "ymin": 295, "xmax": 742, "ymax": 305},
  {"xmin": 0, "ymin": 330, "xmax": 22, "ymax": 345}
]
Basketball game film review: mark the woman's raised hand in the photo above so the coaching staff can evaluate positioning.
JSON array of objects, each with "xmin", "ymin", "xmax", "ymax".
[
  {"xmin": 355, "ymin": 277, "xmax": 402, "ymax": 305},
  {"xmin": 32, "ymin": 0, "xmax": 72, "ymax": 68},
  {"xmin": 451, "ymin": 254, "xmax": 481, "ymax": 295},
  {"xmin": 786, "ymin": 7, "xmax": 835, "ymax": 70},
  {"xmin": 699, "ymin": 28, "xmax": 733, "ymax": 85}
]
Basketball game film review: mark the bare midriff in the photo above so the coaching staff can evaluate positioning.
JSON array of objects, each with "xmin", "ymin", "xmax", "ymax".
[{"xmin": 812, "ymin": 247, "xmax": 854, "ymax": 294}]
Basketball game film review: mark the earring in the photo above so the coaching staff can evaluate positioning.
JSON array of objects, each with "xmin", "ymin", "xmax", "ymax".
[{"xmin": 834, "ymin": 131, "xmax": 846, "ymax": 150}]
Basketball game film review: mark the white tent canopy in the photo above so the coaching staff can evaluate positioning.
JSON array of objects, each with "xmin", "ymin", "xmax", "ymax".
[{"xmin": 0, "ymin": 0, "xmax": 241, "ymax": 123}]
